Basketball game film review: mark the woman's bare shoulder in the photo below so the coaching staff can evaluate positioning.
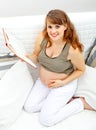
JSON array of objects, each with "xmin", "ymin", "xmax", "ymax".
[
  {"xmin": 68, "ymin": 45, "xmax": 83, "ymax": 60},
  {"xmin": 69, "ymin": 46, "xmax": 81, "ymax": 55},
  {"xmin": 68, "ymin": 45, "xmax": 85, "ymax": 70}
]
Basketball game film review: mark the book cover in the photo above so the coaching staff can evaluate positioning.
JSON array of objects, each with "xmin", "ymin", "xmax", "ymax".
[{"xmin": 2, "ymin": 28, "xmax": 37, "ymax": 68}]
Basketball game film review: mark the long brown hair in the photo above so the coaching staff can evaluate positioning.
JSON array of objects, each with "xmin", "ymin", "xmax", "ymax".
[{"xmin": 42, "ymin": 9, "xmax": 83, "ymax": 52}]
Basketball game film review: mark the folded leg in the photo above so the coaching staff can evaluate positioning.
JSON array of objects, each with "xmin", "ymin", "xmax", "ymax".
[{"xmin": 24, "ymin": 78, "xmax": 50, "ymax": 112}]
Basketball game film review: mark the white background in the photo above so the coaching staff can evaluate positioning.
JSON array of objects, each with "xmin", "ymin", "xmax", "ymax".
[{"xmin": 0, "ymin": 0, "xmax": 96, "ymax": 17}]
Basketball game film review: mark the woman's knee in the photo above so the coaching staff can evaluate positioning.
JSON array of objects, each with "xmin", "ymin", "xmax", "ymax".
[
  {"xmin": 24, "ymin": 101, "xmax": 40, "ymax": 113},
  {"xmin": 39, "ymin": 110, "xmax": 56, "ymax": 127},
  {"xmin": 39, "ymin": 115, "xmax": 54, "ymax": 127}
]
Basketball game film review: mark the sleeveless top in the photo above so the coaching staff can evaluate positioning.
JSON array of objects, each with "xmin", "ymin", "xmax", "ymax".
[{"xmin": 38, "ymin": 39, "xmax": 74, "ymax": 75}]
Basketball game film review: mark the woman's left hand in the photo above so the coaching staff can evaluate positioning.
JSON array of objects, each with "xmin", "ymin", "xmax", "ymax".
[{"xmin": 48, "ymin": 79, "xmax": 64, "ymax": 88}]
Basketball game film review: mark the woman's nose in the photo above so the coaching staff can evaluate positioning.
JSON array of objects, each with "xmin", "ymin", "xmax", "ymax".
[{"xmin": 51, "ymin": 28, "xmax": 56, "ymax": 33}]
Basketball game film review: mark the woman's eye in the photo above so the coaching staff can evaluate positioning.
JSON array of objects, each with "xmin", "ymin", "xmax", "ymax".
[
  {"xmin": 55, "ymin": 25, "xmax": 60, "ymax": 29},
  {"xmin": 48, "ymin": 26, "xmax": 52, "ymax": 29}
]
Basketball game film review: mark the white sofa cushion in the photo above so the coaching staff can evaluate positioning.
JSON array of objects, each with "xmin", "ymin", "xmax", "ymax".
[
  {"xmin": 75, "ymin": 65, "xmax": 96, "ymax": 110},
  {"xmin": 0, "ymin": 60, "xmax": 33, "ymax": 129},
  {"xmin": 0, "ymin": 12, "xmax": 96, "ymax": 59},
  {"xmin": 9, "ymin": 110, "xmax": 96, "ymax": 130}
]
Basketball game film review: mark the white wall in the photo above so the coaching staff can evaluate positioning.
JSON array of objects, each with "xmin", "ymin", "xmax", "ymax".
[{"xmin": 0, "ymin": 0, "xmax": 96, "ymax": 17}]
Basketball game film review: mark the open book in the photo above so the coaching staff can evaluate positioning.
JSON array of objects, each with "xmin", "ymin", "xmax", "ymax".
[{"xmin": 3, "ymin": 28, "xmax": 37, "ymax": 68}]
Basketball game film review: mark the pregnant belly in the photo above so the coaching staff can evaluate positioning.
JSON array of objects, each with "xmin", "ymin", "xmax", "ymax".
[{"xmin": 39, "ymin": 66, "xmax": 68, "ymax": 86}]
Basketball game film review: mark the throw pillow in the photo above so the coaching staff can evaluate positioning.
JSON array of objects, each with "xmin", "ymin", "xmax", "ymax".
[
  {"xmin": 0, "ymin": 60, "xmax": 33, "ymax": 129},
  {"xmin": 75, "ymin": 65, "xmax": 96, "ymax": 110},
  {"xmin": 85, "ymin": 38, "xmax": 96, "ymax": 67}
]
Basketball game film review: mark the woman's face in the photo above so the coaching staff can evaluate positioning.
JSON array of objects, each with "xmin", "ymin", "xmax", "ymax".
[{"xmin": 46, "ymin": 20, "xmax": 67, "ymax": 42}]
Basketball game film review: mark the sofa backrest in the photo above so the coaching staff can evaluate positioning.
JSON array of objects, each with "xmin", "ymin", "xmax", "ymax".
[{"xmin": 0, "ymin": 12, "xmax": 96, "ymax": 59}]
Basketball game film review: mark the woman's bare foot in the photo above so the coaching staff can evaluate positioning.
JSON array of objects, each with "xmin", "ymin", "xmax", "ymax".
[
  {"xmin": 69, "ymin": 97, "xmax": 95, "ymax": 111},
  {"xmin": 79, "ymin": 97, "xmax": 95, "ymax": 111}
]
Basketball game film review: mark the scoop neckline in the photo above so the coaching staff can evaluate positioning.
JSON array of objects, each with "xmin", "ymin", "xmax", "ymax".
[{"xmin": 45, "ymin": 42, "xmax": 67, "ymax": 59}]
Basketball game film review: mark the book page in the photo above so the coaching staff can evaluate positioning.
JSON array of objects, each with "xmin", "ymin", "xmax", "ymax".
[{"xmin": 3, "ymin": 28, "xmax": 37, "ymax": 68}]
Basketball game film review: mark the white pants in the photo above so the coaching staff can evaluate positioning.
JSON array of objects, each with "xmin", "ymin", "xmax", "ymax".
[{"xmin": 24, "ymin": 78, "xmax": 84, "ymax": 126}]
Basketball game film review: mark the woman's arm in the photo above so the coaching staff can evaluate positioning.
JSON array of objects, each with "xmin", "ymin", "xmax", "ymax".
[
  {"xmin": 48, "ymin": 46, "xmax": 86, "ymax": 88},
  {"xmin": 63, "ymin": 46, "xmax": 85, "ymax": 83}
]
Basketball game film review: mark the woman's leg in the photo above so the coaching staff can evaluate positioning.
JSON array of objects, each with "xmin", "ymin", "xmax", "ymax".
[
  {"xmin": 39, "ymin": 79, "xmax": 80, "ymax": 126},
  {"xmin": 24, "ymin": 78, "xmax": 50, "ymax": 113}
]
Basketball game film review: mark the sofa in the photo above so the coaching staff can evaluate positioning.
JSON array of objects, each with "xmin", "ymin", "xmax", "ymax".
[{"xmin": 0, "ymin": 11, "xmax": 96, "ymax": 130}]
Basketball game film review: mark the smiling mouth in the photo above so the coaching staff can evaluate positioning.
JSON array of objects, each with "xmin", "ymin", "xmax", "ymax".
[{"xmin": 51, "ymin": 34, "xmax": 58, "ymax": 38}]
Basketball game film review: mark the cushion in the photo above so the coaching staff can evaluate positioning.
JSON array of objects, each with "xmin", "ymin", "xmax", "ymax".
[
  {"xmin": 75, "ymin": 65, "xmax": 96, "ymax": 109},
  {"xmin": 85, "ymin": 39, "xmax": 96, "ymax": 67},
  {"xmin": 0, "ymin": 60, "xmax": 33, "ymax": 129},
  {"xmin": 9, "ymin": 110, "xmax": 96, "ymax": 130}
]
